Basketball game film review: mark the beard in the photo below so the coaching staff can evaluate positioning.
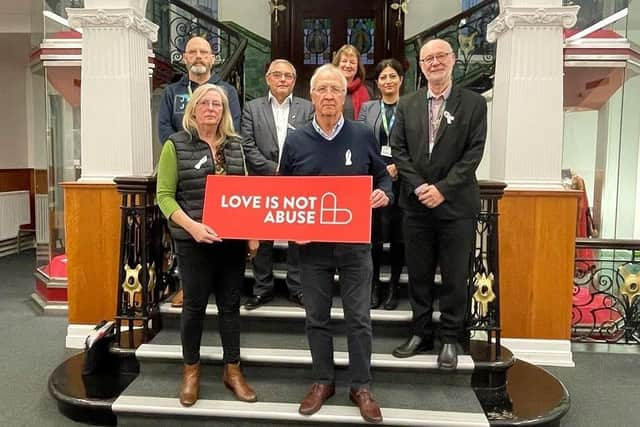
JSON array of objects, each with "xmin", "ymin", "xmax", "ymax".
[{"xmin": 189, "ymin": 63, "xmax": 209, "ymax": 75}]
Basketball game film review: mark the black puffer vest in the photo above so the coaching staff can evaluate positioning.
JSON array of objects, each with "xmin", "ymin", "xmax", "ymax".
[{"xmin": 167, "ymin": 130, "xmax": 246, "ymax": 240}]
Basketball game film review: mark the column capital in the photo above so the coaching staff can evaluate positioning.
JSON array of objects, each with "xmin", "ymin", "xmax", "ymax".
[
  {"xmin": 67, "ymin": 8, "xmax": 158, "ymax": 42},
  {"xmin": 487, "ymin": 5, "xmax": 579, "ymax": 43}
]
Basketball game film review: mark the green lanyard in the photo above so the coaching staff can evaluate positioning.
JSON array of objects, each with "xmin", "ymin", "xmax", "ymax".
[{"xmin": 380, "ymin": 101, "xmax": 396, "ymax": 141}]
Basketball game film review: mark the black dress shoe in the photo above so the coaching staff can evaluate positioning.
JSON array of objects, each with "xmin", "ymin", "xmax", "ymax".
[
  {"xmin": 392, "ymin": 335, "xmax": 434, "ymax": 358},
  {"xmin": 370, "ymin": 282, "xmax": 380, "ymax": 309},
  {"xmin": 437, "ymin": 343, "xmax": 458, "ymax": 370},
  {"xmin": 244, "ymin": 294, "xmax": 274, "ymax": 310},
  {"xmin": 289, "ymin": 293, "xmax": 304, "ymax": 307}
]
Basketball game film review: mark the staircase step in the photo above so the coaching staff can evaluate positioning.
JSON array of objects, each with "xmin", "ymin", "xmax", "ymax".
[
  {"xmin": 136, "ymin": 344, "xmax": 476, "ymax": 371},
  {"xmin": 114, "ymin": 396, "xmax": 489, "ymax": 426},
  {"xmin": 114, "ymin": 362, "xmax": 488, "ymax": 426},
  {"xmin": 160, "ymin": 299, "xmax": 417, "ymax": 322}
]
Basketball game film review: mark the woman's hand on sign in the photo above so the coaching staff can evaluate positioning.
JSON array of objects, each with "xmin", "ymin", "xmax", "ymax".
[{"xmin": 187, "ymin": 221, "xmax": 222, "ymax": 244}]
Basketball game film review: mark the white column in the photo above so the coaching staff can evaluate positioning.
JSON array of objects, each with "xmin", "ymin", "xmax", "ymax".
[
  {"xmin": 67, "ymin": 0, "xmax": 158, "ymax": 182},
  {"xmin": 487, "ymin": 1, "xmax": 579, "ymax": 188}
]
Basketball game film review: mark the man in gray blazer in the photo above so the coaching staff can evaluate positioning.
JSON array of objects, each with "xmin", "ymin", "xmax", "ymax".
[{"xmin": 241, "ymin": 59, "xmax": 314, "ymax": 309}]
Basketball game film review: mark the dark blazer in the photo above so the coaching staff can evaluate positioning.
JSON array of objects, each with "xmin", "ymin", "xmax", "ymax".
[
  {"xmin": 241, "ymin": 95, "xmax": 314, "ymax": 175},
  {"xmin": 390, "ymin": 85, "xmax": 487, "ymax": 219}
]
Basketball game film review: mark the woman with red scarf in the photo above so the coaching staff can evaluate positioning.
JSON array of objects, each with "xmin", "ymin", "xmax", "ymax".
[{"xmin": 332, "ymin": 44, "xmax": 372, "ymax": 119}]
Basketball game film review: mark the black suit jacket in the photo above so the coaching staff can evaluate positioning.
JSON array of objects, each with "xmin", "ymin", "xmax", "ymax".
[{"xmin": 390, "ymin": 86, "xmax": 487, "ymax": 219}]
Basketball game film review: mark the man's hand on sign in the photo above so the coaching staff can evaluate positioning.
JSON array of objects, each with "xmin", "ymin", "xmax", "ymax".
[
  {"xmin": 187, "ymin": 221, "xmax": 223, "ymax": 244},
  {"xmin": 370, "ymin": 188, "xmax": 389, "ymax": 209}
]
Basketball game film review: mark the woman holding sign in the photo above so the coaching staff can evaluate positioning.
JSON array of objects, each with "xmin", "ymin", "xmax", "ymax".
[
  {"xmin": 359, "ymin": 59, "xmax": 406, "ymax": 310},
  {"xmin": 156, "ymin": 84, "xmax": 258, "ymax": 406}
]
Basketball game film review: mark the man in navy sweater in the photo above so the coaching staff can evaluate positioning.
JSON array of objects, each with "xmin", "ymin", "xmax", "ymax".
[{"xmin": 279, "ymin": 64, "xmax": 392, "ymax": 424}]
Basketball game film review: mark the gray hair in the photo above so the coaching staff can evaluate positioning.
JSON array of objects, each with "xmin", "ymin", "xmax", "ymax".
[
  {"xmin": 266, "ymin": 59, "xmax": 297, "ymax": 77},
  {"xmin": 309, "ymin": 64, "xmax": 347, "ymax": 94}
]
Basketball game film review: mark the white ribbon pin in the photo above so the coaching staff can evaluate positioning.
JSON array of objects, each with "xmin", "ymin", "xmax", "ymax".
[
  {"xmin": 194, "ymin": 155, "xmax": 207, "ymax": 170},
  {"xmin": 345, "ymin": 149, "xmax": 352, "ymax": 166},
  {"xmin": 444, "ymin": 111, "xmax": 455, "ymax": 125}
]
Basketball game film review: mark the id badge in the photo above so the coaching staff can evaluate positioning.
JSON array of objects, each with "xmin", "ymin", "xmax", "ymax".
[{"xmin": 381, "ymin": 145, "xmax": 392, "ymax": 157}]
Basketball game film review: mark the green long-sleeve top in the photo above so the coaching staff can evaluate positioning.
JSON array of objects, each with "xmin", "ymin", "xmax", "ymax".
[{"xmin": 156, "ymin": 141, "xmax": 181, "ymax": 220}]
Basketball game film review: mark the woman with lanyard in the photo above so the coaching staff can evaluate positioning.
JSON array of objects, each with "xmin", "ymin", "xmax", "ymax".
[{"xmin": 359, "ymin": 58, "xmax": 405, "ymax": 310}]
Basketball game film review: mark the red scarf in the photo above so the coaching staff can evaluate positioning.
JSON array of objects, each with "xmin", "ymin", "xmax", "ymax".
[{"xmin": 347, "ymin": 78, "xmax": 370, "ymax": 119}]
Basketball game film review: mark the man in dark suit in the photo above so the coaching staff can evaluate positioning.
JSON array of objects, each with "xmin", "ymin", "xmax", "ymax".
[
  {"xmin": 390, "ymin": 39, "xmax": 487, "ymax": 370},
  {"xmin": 241, "ymin": 59, "xmax": 314, "ymax": 309}
]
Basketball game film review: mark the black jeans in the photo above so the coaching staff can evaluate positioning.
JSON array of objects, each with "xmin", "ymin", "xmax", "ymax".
[
  {"xmin": 176, "ymin": 239, "xmax": 246, "ymax": 365},
  {"xmin": 403, "ymin": 212, "xmax": 475, "ymax": 343},
  {"xmin": 298, "ymin": 242, "xmax": 373, "ymax": 390}
]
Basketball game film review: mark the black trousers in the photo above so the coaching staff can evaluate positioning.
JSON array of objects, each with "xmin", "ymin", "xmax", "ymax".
[
  {"xmin": 175, "ymin": 239, "xmax": 246, "ymax": 365},
  {"xmin": 299, "ymin": 243, "xmax": 373, "ymax": 390},
  {"xmin": 403, "ymin": 212, "xmax": 475, "ymax": 343},
  {"xmin": 251, "ymin": 241, "xmax": 301, "ymax": 297}
]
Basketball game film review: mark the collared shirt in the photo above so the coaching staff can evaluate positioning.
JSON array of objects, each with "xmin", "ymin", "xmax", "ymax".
[
  {"xmin": 268, "ymin": 92, "xmax": 293, "ymax": 162},
  {"xmin": 427, "ymin": 84, "xmax": 452, "ymax": 155},
  {"xmin": 312, "ymin": 114, "xmax": 345, "ymax": 141}
]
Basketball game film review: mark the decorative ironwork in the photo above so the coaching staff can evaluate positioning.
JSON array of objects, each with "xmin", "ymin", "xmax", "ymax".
[
  {"xmin": 573, "ymin": 239, "xmax": 640, "ymax": 344},
  {"xmin": 304, "ymin": 18, "xmax": 331, "ymax": 65},
  {"xmin": 147, "ymin": 0, "xmax": 248, "ymax": 104},
  {"xmin": 114, "ymin": 176, "xmax": 170, "ymax": 348},
  {"xmin": 467, "ymin": 181, "xmax": 506, "ymax": 353},
  {"xmin": 390, "ymin": 0, "xmax": 409, "ymax": 27},
  {"xmin": 268, "ymin": 0, "xmax": 287, "ymax": 27},
  {"xmin": 404, "ymin": 0, "xmax": 499, "ymax": 93},
  {"xmin": 347, "ymin": 18, "xmax": 375, "ymax": 65}
]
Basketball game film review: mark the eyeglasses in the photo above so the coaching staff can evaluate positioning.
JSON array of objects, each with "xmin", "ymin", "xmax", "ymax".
[
  {"xmin": 186, "ymin": 49, "xmax": 212, "ymax": 56},
  {"xmin": 269, "ymin": 71, "xmax": 295, "ymax": 81},
  {"xmin": 197, "ymin": 99, "xmax": 223, "ymax": 109},
  {"xmin": 419, "ymin": 52, "xmax": 453, "ymax": 65},
  {"xmin": 313, "ymin": 85, "xmax": 345, "ymax": 95}
]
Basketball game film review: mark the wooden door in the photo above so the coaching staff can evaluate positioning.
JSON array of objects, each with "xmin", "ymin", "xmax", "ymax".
[{"xmin": 271, "ymin": 0, "xmax": 404, "ymax": 97}]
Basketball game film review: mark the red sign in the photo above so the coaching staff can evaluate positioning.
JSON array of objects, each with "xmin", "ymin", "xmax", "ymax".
[{"xmin": 202, "ymin": 175, "xmax": 373, "ymax": 243}]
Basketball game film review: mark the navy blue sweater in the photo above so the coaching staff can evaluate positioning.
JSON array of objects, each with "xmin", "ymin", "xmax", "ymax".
[
  {"xmin": 279, "ymin": 120, "xmax": 393, "ymax": 202},
  {"xmin": 158, "ymin": 74, "xmax": 241, "ymax": 144}
]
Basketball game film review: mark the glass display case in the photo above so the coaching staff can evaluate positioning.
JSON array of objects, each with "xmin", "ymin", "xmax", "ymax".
[
  {"xmin": 563, "ymin": 0, "xmax": 640, "ymax": 240},
  {"xmin": 32, "ymin": 5, "xmax": 82, "ymax": 295}
]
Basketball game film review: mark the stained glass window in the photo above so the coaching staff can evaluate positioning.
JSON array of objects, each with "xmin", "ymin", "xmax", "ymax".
[
  {"xmin": 347, "ymin": 18, "xmax": 375, "ymax": 65},
  {"xmin": 304, "ymin": 18, "xmax": 332, "ymax": 65}
]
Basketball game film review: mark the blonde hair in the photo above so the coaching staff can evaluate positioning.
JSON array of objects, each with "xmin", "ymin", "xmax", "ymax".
[
  {"xmin": 182, "ymin": 84, "xmax": 239, "ymax": 142},
  {"xmin": 332, "ymin": 44, "xmax": 367, "ymax": 83}
]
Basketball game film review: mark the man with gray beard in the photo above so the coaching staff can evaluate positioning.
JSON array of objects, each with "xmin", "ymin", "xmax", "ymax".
[{"xmin": 158, "ymin": 36, "xmax": 241, "ymax": 143}]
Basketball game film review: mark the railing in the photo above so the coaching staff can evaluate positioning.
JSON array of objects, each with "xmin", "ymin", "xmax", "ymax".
[
  {"xmin": 113, "ymin": 177, "xmax": 177, "ymax": 348},
  {"xmin": 404, "ymin": 0, "xmax": 499, "ymax": 93},
  {"xmin": 221, "ymin": 21, "xmax": 271, "ymax": 102},
  {"xmin": 45, "ymin": 0, "xmax": 84, "ymax": 19},
  {"xmin": 572, "ymin": 238, "xmax": 640, "ymax": 344},
  {"xmin": 564, "ymin": 0, "xmax": 629, "ymax": 32},
  {"xmin": 147, "ymin": 0, "xmax": 249, "ymax": 103},
  {"xmin": 469, "ymin": 181, "xmax": 507, "ymax": 352}
]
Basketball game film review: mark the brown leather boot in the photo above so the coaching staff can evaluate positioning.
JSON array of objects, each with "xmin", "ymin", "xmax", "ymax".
[
  {"xmin": 223, "ymin": 362, "xmax": 257, "ymax": 402},
  {"xmin": 179, "ymin": 362, "xmax": 200, "ymax": 406},
  {"xmin": 170, "ymin": 289, "xmax": 184, "ymax": 308}
]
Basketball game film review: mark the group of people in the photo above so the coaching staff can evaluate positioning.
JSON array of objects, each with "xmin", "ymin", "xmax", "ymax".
[{"xmin": 156, "ymin": 35, "xmax": 487, "ymax": 424}]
